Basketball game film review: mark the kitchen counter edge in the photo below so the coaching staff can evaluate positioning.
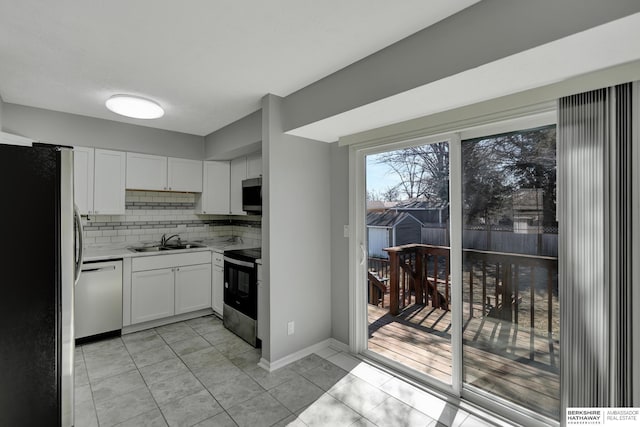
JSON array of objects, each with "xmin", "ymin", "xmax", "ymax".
[{"xmin": 83, "ymin": 242, "xmax": 260, "ymax": 262}]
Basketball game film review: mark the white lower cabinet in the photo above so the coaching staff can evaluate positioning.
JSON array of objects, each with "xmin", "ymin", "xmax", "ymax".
[
  {"xmin": 211, "ymin": 251, "xmax": 224, "ymax": 316},
  {"xmin": 257, "ymin": 263, "xmax": 264, "ymax": 340},
  {"xmin": 130, "ymin": 251, "xmax": 212, "ymax": 325},
  {"xmin": 175, "ymin": 263, "xmax": 212, "ymax": 315},
  {"xmin": 131, "ymin": 268, "xmax": 175, "ymax": 324}
]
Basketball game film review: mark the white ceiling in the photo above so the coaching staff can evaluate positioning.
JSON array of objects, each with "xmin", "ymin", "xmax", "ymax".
[{"xmin": 0, "ymin": 0, "xmax": 479, "ymax": 136}]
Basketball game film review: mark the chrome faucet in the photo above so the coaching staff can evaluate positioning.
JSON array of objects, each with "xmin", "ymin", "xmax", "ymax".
[{"xmin": 161, "ymin": 233, "xmax": 180, "ymax": 246}]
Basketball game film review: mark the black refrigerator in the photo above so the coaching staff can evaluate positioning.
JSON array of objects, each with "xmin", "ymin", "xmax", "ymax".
[{"xmin": 0, "ymin": 138, "xmax": 81, "ymax": 426}]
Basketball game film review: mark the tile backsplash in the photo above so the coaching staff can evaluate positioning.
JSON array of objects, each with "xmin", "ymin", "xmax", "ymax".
[{"xmin": 81, "ymin": 190, "xmax": 261, "ymax": 247}]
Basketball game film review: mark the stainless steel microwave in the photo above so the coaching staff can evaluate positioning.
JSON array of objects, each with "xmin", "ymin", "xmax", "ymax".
[{"xmin": 242, "ymin": 177, "xmax": 262, "ymax": 214}]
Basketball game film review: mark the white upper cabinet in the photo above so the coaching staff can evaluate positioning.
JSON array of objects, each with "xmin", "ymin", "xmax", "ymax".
[
  {"xmin": 126, "ymin": 152, "xmax": 167, "ymax": 191},
  {"xmin": 196, "ymin": 161, "xmax": 230, "ymax": 214},
  {"xmin": 126, "ymin": 152, "xmax": 202, "ymax": 192},
  {"xmin": 230, "ymin": 157, "xmax": 247, "ymax": 215},
  {"xmin": 73, "ymin": 146, "xmax": 94, "ymax": 215},
  {"xmin": 94, "ymin": 149, "xmax": 126, "ymax": 215},
  {"xmin": 246, "ymin": 152, "xmax": 262, "ymax": 178},
  {"xmin": 167, "ymin": 157, "xmax": 203, "ymax": 192},
  {"xmin": 74, "ymin": 147, "xmax": 125, "ymax": 215}
]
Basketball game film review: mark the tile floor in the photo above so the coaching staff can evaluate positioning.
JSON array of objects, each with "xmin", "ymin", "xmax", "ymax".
[{"xmin": 75, "ymin": 315, "xmax": 498, "ymax": 427}]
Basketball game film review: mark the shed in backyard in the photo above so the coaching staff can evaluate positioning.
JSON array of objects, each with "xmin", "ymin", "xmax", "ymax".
[{"xmin": 366, "ymin": 211, "xmax": 423, "ymax": 258}]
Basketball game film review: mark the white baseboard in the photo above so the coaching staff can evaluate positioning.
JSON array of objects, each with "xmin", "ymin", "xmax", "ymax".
[
  {"xmin": 258, "ymin": 337, "xmax": 351, "ymax": 372},
  {"xmin": 328, "ymin": 338, "xmax": 349, "ymax": 353},
  {"xmin": 257, "ymin": 357, "xmax": 272, "ymax": 371}
]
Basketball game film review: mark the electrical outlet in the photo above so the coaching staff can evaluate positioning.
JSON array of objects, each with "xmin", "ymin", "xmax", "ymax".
[
  {"xmin": 287, "ymin": 321, "xmax": 295, "ymax": 336},
  {"xmin": 343, "ymin": 225, "xmax": 350, "ymax": 238}
]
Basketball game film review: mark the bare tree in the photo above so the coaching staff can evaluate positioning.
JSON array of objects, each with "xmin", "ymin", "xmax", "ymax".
[
  {"xmin": 371, "ymin": 126, "xmax": 556, "ymax": 228},
  {"xmin": 375, "ymin": 142, "xmax": 449, "ymax": 202},
  {"xmin": 366, "ymin": 189, "xmax": 380, "ymax": 201},
  {"xmin": 462, "ymin": 125, "xmax": 557, "ymax": 226},
  {"xmin": 406, "ymin": 142, "xmax": 449, "ymax": 202},
  {"xmin": 462, "ymin": 138, "xmax": 512, "ymax": 225},
  {"xmin": 380, "ymin": 185, "xmax": 400, "ymax": 202}
]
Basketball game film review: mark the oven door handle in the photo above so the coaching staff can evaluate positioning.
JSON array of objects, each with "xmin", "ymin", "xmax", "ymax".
[{"xmin": 224, "ymin": 256, "xmax": 255, "ymax": 268}]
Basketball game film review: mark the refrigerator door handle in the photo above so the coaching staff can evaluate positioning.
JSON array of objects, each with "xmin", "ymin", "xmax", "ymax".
[{"xmin": 74, "ymin": 204, "xmax": 84, "ymax": 285}]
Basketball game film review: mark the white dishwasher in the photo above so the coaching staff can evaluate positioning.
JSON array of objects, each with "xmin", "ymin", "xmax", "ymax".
[{"xmin": 75, "ymin": 259, "xmax": 123, "ymax": 340}]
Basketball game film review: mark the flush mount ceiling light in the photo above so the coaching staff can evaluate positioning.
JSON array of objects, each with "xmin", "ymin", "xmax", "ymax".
[{"xmin": 105, "ymin": 94, "xmax": 164, "ymax": 119}]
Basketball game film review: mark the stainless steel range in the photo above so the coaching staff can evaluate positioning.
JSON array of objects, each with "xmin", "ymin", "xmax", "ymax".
[{"xmin": 223, "ymin": 248, "xmax": 261, "ymax": 347}]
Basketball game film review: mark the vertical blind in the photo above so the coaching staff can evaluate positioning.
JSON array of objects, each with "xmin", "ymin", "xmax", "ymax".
[
  {"xmin": 611, "ymin": 84, "xmax": 633, "ymax": 406},
  {"xmin": 558, "ymin": 83, "xmax": 634, "ymax": 416}
]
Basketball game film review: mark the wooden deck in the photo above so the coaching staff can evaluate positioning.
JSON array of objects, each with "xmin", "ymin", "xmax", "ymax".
[{"xmin": 368, "ymin": 302, "xmax": 560, "ymax": 419}]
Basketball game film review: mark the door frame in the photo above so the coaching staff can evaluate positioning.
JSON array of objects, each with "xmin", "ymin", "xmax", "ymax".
[
  {"xmin": 348, "ymin": 132, "xmax": 463, "ymax": 396},
  {"xmin": 347, "ymin": 108, "xmax": 559, "ymax": 425}
]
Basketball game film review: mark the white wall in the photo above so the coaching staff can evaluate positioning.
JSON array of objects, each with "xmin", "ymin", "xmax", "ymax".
[
  {"xmin": 0, "ymin": 94, "xmax": 4, "ymax": 130},
  {"xmin": 262, "ymin": 94, "xmax": 332, "ymax": 363},
  {"xmin": 282, "ymin": 0, "xmax": 640, "ymax": 133},
  {"xmin": 329, "ymin": 143, "xmax": 350, "ymax": 345},
  {"xmin": 204, "ymin": 110, "xmax": 261, "ymax": 160},
  {"xmin": 2, "ymin": 103, "xmax": 204, "ymax": 159}
]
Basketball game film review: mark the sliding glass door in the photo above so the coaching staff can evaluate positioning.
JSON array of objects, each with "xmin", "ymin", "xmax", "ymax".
[
  {"xmin": 460, "ymin": 125, "xmax": 559, "ymax": 419},
  {"xmin": 365, "ymin": 139, "xmax": 453, "ymax": 385},
  {"xmin": 355, "ymin": 120, "xmax": 560, "ymax": 422}
]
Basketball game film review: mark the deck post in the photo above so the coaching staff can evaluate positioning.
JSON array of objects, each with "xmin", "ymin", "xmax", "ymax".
[
  {"xmin": 469, "ymin": 262, "xmax": 474, "ymax": 318},
  {"xmin": 387, "ymin": 249, "xmax": 400, "ymax": 315},
  {"xmin": 415, "ymin": 247, "xmax": 424, "ymax": 305},
  {"xmin": 502, "ymin": 262, "xmax": 513, "ymax": 322}
]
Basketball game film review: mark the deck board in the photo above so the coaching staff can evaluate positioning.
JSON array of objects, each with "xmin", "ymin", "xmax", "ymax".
[{"xmin": 367, "ymin": 302, "xmax": 560, "ymax": 419}]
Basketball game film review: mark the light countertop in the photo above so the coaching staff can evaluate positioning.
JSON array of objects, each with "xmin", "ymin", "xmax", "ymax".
[{"xmin": 83, "ymin": 238, "xmax": 261, "ymax": 263}]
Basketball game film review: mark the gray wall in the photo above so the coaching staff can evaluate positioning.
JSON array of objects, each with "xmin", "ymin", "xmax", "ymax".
[
  {"xmin": 204, "ymin": 110, "xmax": 261, "ymax": 160},
  {"xmin": 3, "ymin": 103, "xmax": 205, "ymax": 159},
  {"xmin": 0, "ymin": 94, "xmax": 4, "ymax": 130},
  {"xmin": 262, "ymin": 94, "xmax": 332, "ymax": 363},
  {"xmin": 282, "ymin": 1, "xmax": 640, "ymax": 352},
  {"xmin": 329, "ymin": 143, "xmax": 350, "ymax": 345},
  {"xmin": 282, "ymin": 0, "xmax": 640, "ymax": 132}
]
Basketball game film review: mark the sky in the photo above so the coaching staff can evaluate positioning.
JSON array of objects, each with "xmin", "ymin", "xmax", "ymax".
[{"xmin": 366, "ymin": 154, "xmax": 401, "ymax": 199}]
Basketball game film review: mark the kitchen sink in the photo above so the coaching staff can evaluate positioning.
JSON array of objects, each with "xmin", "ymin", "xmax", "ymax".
[
  {"xmin": 128, "ymin": 242, "xmax": 206, "ymax": 253},
  {"xmin": 163, "ymin": 243, "xmax": 206, "ymax": 249},
  {"xmin": 129, "ymin": 246, "xmax": 167, "ymax": 252}
]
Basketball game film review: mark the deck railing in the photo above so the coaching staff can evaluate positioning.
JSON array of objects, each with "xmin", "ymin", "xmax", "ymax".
[
  {"xmin": 377, "ymin": 244, "xmax": 558, "ymax": 336},
  {"xmin": 367, "ymin": 257, "xmax": 390, "ymax": 280}
]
